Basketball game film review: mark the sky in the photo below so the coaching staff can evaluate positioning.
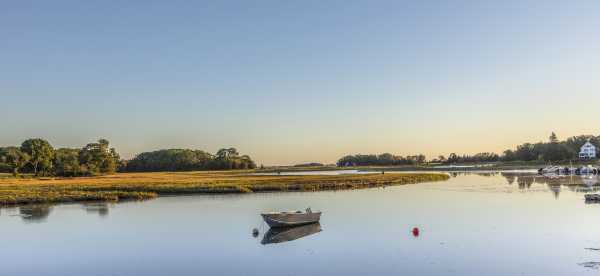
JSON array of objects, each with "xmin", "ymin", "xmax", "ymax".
[{"xmin": 2, "ymin": 0, "xmax": 600, "ymax": 165}]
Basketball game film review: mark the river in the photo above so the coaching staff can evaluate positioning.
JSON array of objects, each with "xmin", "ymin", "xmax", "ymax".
[{"xmin": 2, "ymin": 172, "xmax": 600, "ymax": 275}]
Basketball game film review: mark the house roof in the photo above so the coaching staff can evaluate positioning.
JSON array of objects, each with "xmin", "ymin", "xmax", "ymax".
[{"xmin": 582, "ymin": 141, "xmax": 595, "ymax": 148}]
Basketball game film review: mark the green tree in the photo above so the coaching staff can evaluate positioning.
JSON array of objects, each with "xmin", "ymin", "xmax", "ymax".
[
  {"xmin": 502, "ymin": 150, "xmax": 516, "ymax": 161},
  {"xmin": 3, "ymin": 147, "xmax": 30, "ymax": 176},
  {"xmin": 216, "ymin": 148, "xmax": 239, "ymax": 160},
  {"xmin": 79, "ymin": 139, "xmax": 120, "ymax": 175},
  {"xmin": 54, "ymin": 148, "xmax": 82, "ymax": 176},
  {"xmin": 20, "ymin": 138, "xmax": 54, "ymax": 176},
  {"xmin": 124, "ymin": 148, "xmax": 254, "ymax": 172}
]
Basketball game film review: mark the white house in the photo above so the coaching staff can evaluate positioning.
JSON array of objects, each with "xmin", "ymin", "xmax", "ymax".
[{"xmin": 579, "ymin": 140, "xmax": 596, "ymax": 159}]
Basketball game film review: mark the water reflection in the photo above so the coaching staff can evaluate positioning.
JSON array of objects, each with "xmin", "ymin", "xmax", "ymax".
[
  {"xmin": 450, "ymin": 171, "xmax": 502, "ymax": 178},
  {"xmin": 6, "ymin": 202, "xmax": 111, "ymax": 223},
  {"xmin": 498, "ymin": 173, "xmax": 600, "ymax": 198},
  {"xmin": 3, "ymin": 173, "xmax": 600, "ymax": 276},
  {"xmin": 4, "ymin": 172, "xmax": 600, "ymax": 224},
  {"xmin": 19, "ymin": 205, "xmax": 53, "ymax": 223},
  {"xmin": 582, "ymin": 175, "xmax": 599, "ymax": 187},
  {"xmin": 82, "ymin": 202, "xmax": 110, "ymax": 217},
  {"xmin": 261, "ymin": 223, "xmax": 322, "ymax": 245},
  {"xmin": 579, "ymin": 262, "xmax": 600, "ymax": 270}
]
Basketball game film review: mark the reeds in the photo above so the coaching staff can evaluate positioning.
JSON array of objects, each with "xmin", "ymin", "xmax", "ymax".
[{"xmin": 0, "ymin": 171, "xmax": 449, "ymax": 206}]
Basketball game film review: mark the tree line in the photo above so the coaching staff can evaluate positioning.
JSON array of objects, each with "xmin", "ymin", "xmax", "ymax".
[
  {"xmin": 0, "ymin": 138, "xmax": 120, "ymax": 176},
  {"xmin": 122, "ymin": 148, "xmax": 256, "ymax": 172},
  {"xmin": 336, "ymin": 132, "xmax": 600, "ymax": 166},
  {"xmin": 439, "ymin": 152, "xmax": 500, "ymax": 163},
  {"xmin": 442, "ymin": 133, "xmax": 599, "ymax": 163},
  {"xmin": 500, "ymin": 133, "xmax": 598, "ymax": 162},
  {"xmin": 0, "ymin": 139, "xmax": 257, "ymax": 176},
  {"xmin": 337, "ymin": 153, "xmax": 427, "ymax": 167}
]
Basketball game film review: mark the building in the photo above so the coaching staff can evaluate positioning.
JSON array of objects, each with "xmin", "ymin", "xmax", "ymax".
[{"xmin": 579, "ymin": 140, "xmax": 596, "ymax": 159}]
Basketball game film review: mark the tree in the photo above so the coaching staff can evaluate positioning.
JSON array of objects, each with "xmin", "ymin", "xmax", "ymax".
[
  {"xmin": 20, "ymin": 138, "xmax": 54, "ymax": 176},
  {"xmin": 437, "ymin": 155, "xmax": 446, "ymax": 162},
  {"xmin": 336, "ymin": 153, "xmax": 427, "ymax": 166},
  {"xmin": 216, "ymin": 148, "xmax": 239, "ymax": 160},
  {"xmin": 514, "ymin": 143, "xmax": 536, "ymax": 161},
  {"xmin": 2, "ymin": 147, "xmax": 30, "ymax": 176},
  {"xmin": 124, "ymin": 148, "xmax": 255, "ymax": 172},
  {"xmin": 79, "ymin": 139, "xmax": 120, "ymax": 175},
  {"xmin": 502, "ymin": 150, "xmax": 516, "ymax": 161},
  {"xmin": 447, "ymin": 153, "xmax": 459, "ymax": 163},
  {"xmin": 549, "ymin": 132, "xmax": 559, "ymax": 144},
  {"xmin": 54, "ymin": 148, "xmax": 82, "ymax": 176},
  {"xmin": 377, "ymin": 153, "xmax": 395, "ymax": 165}
]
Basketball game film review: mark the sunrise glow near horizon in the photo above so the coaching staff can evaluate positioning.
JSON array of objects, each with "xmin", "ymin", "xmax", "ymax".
[{"xmin": 2, "ymin": 1, "xmax": 600, "ymax": 165}]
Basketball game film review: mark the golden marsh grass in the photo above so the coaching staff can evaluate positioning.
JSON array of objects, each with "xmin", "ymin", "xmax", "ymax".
[{"xmin": 0, "ymin": 171, "xmax": 449, "ymax": 206}]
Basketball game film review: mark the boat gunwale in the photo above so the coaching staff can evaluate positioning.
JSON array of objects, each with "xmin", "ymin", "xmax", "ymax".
[{"xmin": 261, "ymin": 211, "xmax": 322, "ymax": 215}]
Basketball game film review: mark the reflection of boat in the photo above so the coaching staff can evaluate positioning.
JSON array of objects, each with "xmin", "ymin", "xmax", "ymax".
[
  {"xmin": 261, "ymin": 208, "xmax": 321, "ymax": 228},
  {"xmin": 581, "ymin": 175, "xmax": 599, "ymax": 187},
  {"xmin": 261, "ymin": 223, "xmax": 322, "ymax": 245}
]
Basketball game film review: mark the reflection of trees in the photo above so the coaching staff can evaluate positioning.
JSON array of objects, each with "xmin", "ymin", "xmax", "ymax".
[
  {"xmin": 548, "ymin": 185, "xmax": 561, "ymax": 199},
  {"xmin": 476, "ymin": 172, "xmax": 499, "ymax": 177},
  {"xmin": 19, "ymin": 205, "xmax": 52, "ymax": 222},
  {"xmin": 502, "ymin": 173, "xmax": 516, "ymax": 185},
  {"xmin": 83, "ymin": 202, "xmax": 109, "ymax": 217},
  {"xmin": 517, "ymin": 176, "xmax": 534, "ymax": 189},
  {"xmin": 501, "ymin": 173, "xmax": 600, "ymax": 195}
]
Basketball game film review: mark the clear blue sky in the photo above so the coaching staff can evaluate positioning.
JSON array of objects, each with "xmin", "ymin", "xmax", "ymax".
[{"xmin": 2, "ymin": 1, "xmax": 599, "ymax": 165}]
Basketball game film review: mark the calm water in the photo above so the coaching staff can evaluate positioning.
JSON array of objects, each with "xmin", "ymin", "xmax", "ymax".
[{"xmin": 3, "ymin": 172, "xmax": 600, "ymax": 275}]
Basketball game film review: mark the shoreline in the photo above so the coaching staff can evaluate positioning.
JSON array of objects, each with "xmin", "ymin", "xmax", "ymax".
[{"xmin": 0, "ymin": 171, "xmax": 449, "ymax": 207}]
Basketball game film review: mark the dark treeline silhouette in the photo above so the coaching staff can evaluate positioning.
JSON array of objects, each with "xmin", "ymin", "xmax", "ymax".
[
  {"xmin": 0, "ymin": 139, "xmax": 257, "ymax": 176},
  {"xmin": 336, "ymin": 133, "xmax": 600, "ymax": 166},
  {"xmin": 123, "ymin": 148, "xmax": 256, "ymax": 172},
  {"xmin": 0, "ymin": 138, "xmax": 120, "ymax": 176},
  {"xmin": 439, "ymin": 133, "xmax": 596, "ymax": 164},
  {"xmin": 337, "ymin": 153, "xmax": 426, "ymax": 167},
  {"xmin": 443, "ymin": 152, "xmax": 500, "ymax": 163},
  {"xmin": 499, "ymin": 133, "xmax": 599, "ymax": 162},
  {"xmin": 294, "ymin": 163, "xmax": 324, "ymax": 167}
]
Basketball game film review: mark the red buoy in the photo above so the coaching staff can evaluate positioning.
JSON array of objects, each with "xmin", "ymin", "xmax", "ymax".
[{"xmin": 412, "ymin": 227, "xmax": 420, "ymax": 237}]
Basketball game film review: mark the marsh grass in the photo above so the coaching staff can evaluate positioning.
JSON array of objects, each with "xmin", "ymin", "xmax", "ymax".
[{"xmin": 0, "ymin": 171, "xmax": 449, "ymax": 206}]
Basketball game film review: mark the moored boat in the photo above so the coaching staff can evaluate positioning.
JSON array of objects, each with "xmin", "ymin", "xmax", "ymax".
[
  {"xmin": 579, "ymin": 165, "xmax": 599, "ymax": 175},
  {"xmin": 585, "ymin": 194, "xmax": 600, "ymax": 201},
  {"xmin": 261, "ymin": 208, "xmax": 321, "ymax": 228},
  {"xmin": 539, "ymin": 165, "xmax": 599, "ymax": 175}
]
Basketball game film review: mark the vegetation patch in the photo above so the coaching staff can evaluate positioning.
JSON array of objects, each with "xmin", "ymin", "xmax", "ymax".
[{"xmin": 0, "ymin": 171, "xmax": 449, "ymax": 206}]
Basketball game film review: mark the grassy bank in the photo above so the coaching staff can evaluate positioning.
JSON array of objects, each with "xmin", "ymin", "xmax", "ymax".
[{"xmin": 0, "ymin": 171, "xmax": 449, "ymax": 206}]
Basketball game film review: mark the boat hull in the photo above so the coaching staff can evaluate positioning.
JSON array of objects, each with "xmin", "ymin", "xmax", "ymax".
[
  {"xmin": 585, "ymin": 194, "xmax": 600, "ymax": 201},
  {"xmin": 261, "ymin": 212, "xmax": 321, "ymax": 228}
]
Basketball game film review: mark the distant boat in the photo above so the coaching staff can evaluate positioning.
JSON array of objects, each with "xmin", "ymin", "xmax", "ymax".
[
  {"xmin": 261, "ymin": 223, "xmax": 322, "ymax": 244},
  {"xmin": 539, "ymin": 165, "xmax": 598, "ymax": 175},
  {"xmin": 585, "ymin": 194, "xmax": 600, "ymax": 201},
  {"xmin": 261, "ymin": 208, "xmax": 321, "ymax": 228},
  {"xmin": 580, "ymin": 165, "xmax": 598, "ymax": 175}
]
